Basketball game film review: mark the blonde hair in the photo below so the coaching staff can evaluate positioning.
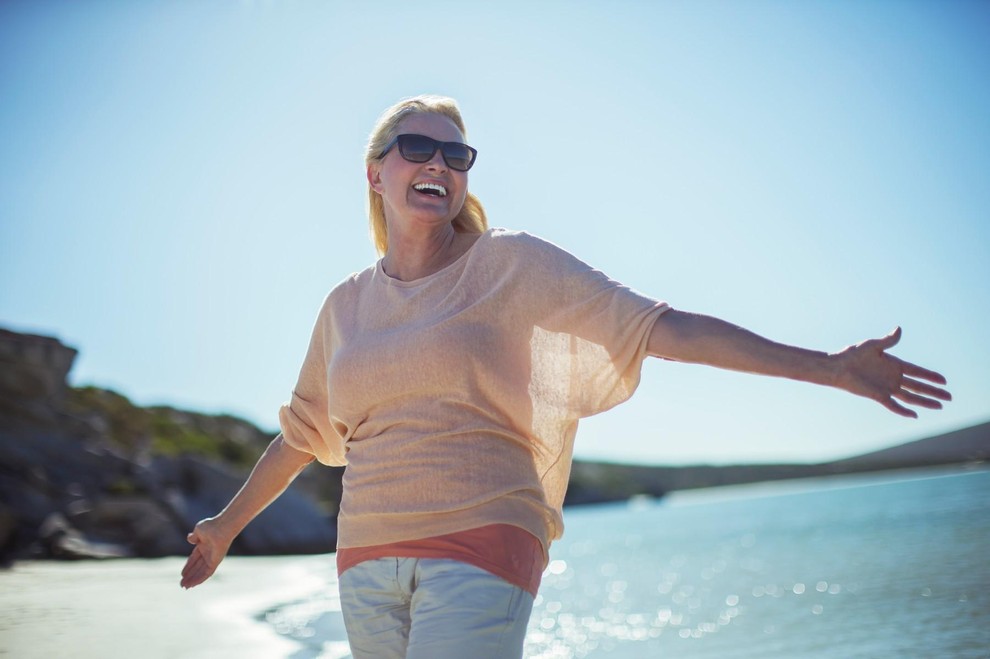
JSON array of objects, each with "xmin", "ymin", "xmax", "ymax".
[{"xmin": 365, "ymin": 95, "xmax": 488, "ymax": 256}]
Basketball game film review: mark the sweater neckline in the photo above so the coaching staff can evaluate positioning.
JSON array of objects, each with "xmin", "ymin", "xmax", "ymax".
[{"xmin": 375, "ymin": 229, "xmax": 493, "ymax": 288}]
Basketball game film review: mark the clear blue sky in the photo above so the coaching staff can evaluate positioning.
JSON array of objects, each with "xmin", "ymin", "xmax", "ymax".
[{"xmin": 2, "ymin": 1, "xmax": 987, "ymax": 465}]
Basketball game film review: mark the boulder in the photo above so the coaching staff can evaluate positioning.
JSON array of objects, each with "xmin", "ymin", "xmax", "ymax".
[
  {"xmin": 37, "ymin": 513, "xmax": 130, "ymax": 559},
  {"xmin": 164, "ymin": 456, "xmax": 336, "ymax": 555},
  {"xmin": 68, "ymin": 496, "xmax": 190, "ymax": 557}
]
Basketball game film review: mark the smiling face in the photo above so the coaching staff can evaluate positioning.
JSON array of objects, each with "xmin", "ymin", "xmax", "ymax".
[{"xmin": 367, "ymin": 112, "xmax": 470, "ymax": 235}]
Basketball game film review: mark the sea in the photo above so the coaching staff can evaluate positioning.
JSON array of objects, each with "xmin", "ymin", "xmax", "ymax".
[{"xmin": 261, "ymin": 467, "xmax": 990, "ymax": 658}]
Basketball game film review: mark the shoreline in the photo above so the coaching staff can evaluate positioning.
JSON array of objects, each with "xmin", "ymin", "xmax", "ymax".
[
  {"xmin": 662, "ymin": 462, "xmax": 988, "ymax": 504},
  {"xmin": 4, "ymin": 466, "xmax": 983, "ymax": 659},
  {"xmin": 0, "ymin": 554, "xmax": 337, "ymax": 659}
]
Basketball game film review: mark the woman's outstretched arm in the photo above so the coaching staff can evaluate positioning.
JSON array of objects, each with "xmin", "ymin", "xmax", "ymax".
[
  {"xmin": 179, "ymin": 434, "xmax": 315, "ymax": 589},
  {"xmin": 647, "ymin": 310, "xmax": 951, "ymax": 417}
]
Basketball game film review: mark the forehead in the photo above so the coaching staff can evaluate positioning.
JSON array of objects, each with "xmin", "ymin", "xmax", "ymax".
[{"xmin": 397, "ymin": 113, "xmax": 464, "ymax": 143}]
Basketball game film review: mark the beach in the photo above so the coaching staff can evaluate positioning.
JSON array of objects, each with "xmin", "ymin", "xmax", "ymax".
[
  {"xmin": 0, "ymin": 554, "xmax": 336, "ymax": 659},
  {"xmin": 2, "ymin": 468, "xmax": 987, "ymax": 658}
]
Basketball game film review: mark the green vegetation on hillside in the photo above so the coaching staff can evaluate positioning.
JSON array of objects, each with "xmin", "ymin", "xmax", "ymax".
[{"xmin": 67, "ymin": 386, "xmax": 263, "ymax": 469}]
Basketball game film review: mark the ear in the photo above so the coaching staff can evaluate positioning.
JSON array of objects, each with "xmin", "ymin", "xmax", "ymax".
[{"xmin": 367, "ymin": 162, "xmax": 384, "ymax": 194}]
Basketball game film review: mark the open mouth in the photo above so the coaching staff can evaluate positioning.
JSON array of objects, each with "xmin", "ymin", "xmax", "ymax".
[{"xmin": 413, "ymin": 182, "xmax": 447, "ymax": 197}]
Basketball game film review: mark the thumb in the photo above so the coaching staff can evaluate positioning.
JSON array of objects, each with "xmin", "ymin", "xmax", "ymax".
[
  {"xmin": 877, "ymin": 326, "xmax": 901, "ymax": 350},
  {"xmin": 187, "ymin": 531, "xmax": 199, "ymax": 545}
]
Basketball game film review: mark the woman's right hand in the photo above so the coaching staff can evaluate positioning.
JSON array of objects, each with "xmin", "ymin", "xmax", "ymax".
[
  {"xmin": 178, "ymin": 435, "xmax": 315, "ymax": 589},
  {"xmin": 180, "ymin": 517, "xmax": 233, "ymax": 589}
]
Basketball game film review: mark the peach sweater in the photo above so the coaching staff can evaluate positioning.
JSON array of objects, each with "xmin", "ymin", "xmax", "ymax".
[{"xmin": 279, "ymin": 228, "xmax": 669, "ymax": 555}]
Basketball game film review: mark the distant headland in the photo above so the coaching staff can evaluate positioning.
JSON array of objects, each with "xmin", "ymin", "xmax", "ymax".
[{"xmin": 1, "ymin": 327, "xmax": 986, "ymax": 563}]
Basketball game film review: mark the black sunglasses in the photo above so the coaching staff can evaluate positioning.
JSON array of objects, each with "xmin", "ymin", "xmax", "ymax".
[{"xmin": 378, "ymin": 133, "xmax": 478, "ymax": 172}]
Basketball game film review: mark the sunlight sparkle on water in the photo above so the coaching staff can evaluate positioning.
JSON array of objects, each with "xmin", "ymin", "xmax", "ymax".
[{"xmin": 525, "ymin": 518, "xmax": 860, "ymax": 658}]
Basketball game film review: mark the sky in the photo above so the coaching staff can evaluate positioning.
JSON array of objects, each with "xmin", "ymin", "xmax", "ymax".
[{"xmin": 1, "ymin": 0, "xmax": 988, "ymax": 466}]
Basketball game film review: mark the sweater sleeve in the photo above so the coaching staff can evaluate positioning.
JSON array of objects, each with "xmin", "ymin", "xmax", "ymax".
[
  {"xmin": 278, "ymin": 295, "xmax": 348, "ymax": 467},
  {"xmin": 517, "ymin": 233, "xmax": 670, "ymax": 420}
]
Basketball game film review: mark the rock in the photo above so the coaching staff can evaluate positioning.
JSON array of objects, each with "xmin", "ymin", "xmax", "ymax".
[
  {"xmin": 0, "ymin": 502, "xmax": 18, "ymax": 565},
  {"xmin": 68, "ymin": 496, "xmax": 189, "ymax": 557},
  {"xmin": 0, "ymin": 329, "xmax": 77, "ymax": 400},
  {"xmin": 0, "ymin": 329, "xmax": 78, "ymax": 428},
  {"xmin": 37, "ymin": 513, "xmax": 130, "ymax": 559},
  {"xmin": 165, "ymin": 456, "xmax": 336, "ymax": 555},
  {"xmin": 0, "ymin": 327, "xmax": 337, "ymax": 562}
]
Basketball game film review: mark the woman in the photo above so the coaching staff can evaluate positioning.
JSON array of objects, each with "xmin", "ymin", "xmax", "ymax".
[{"xmin": 180, "ymin": 95, "xmax": 950, "ymax": 658}]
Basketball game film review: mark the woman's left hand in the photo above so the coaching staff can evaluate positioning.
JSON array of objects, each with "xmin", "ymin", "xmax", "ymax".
[{"xmin": 831, "ymin": 327, "xmax": 951, "ymax": 417}]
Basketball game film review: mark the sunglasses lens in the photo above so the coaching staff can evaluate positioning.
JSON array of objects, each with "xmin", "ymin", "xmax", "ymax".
[
  {"xmin": 394, "ymin": 134, "xmax": 476, "ymax": 171},
  {"xmin": 397, "ymin": 135, "xmax": 437, "ymax": 163},
  {"xmin": 442, "ymin": 143, "xmax": 475, "ymax": 171}
]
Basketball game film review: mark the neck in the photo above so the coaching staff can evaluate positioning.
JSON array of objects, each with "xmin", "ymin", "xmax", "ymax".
[{"xmin": 382, "ymin": 222, "xmax": 463, "ymax": 282}]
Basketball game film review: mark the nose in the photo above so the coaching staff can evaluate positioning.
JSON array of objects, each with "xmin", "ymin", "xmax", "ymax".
[{"xmin": 424, "ymin": 148, "xmax": 447, "ymax": 172}]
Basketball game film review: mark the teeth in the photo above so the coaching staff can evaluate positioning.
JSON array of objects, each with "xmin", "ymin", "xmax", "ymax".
[{"xmin": 413, "ymin": 182, "xmax": 447, "ymax": 197}]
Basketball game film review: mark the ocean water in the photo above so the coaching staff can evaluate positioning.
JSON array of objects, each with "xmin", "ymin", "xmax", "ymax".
[{"xmin": 262, "ymin": 467, "xmax": 990, "ymax": 658}]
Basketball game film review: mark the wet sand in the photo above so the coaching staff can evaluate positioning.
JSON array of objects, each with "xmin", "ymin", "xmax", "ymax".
[{"xmin": 0, "ymin": 554, "xmax": 335, "ymax": 658}]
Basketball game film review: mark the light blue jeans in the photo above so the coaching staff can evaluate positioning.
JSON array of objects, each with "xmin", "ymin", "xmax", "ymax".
[{"xmin": 338, "ymin": 557, "xmax": 534, "ymax": 659}]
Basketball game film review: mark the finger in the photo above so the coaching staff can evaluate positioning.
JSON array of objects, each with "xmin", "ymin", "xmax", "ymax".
[
  {"xmin": 875, "ymin": 326, "xmax": 902, "ymax": 350},
  {"xmin": 900, "ymin": 361, "xmax": 948, "ymax": 386},
  {"xmin": 181, "ymin": 547, "xmax": 212, "ymax": 580},
  {"xmin": 181, "ymin": 570, "xmax": 203, "ymax": 589},
  {"xmin": 187, "ymin": 531, "xmax": 199, "ymax": 545},
  {"xmin": 182, "ymin": 568, "xmax": 209, "ymax": 589},
  {"xmin": 880, "ymin": 396, "xmax": 917, "ymax": 419},
  {"xmin": 181, "ymin": 556, "xmax": 212, "ymax": 589},
  {"xmin": 180, "ymin": 570, "xmax": 198, "ymax": 588},
  {"xmin": 902, "ymin": 376, "xmax": 952, "ymax": 401},
  {"xmin": 180, "ymin": 549, "xmax": 202, "ymax": 580},
  {"xmin": 180, "ymin": 563, "xmax": 198, "ymax": 588},
  {"xmin": 894, "ymin": 389, "xmax": 943, "ymax": 410}
]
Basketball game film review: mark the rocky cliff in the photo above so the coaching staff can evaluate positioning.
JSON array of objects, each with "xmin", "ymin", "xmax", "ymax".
[{"xmin": 0, "ymin": 328, "xmax": 340, "ymax": 563}]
